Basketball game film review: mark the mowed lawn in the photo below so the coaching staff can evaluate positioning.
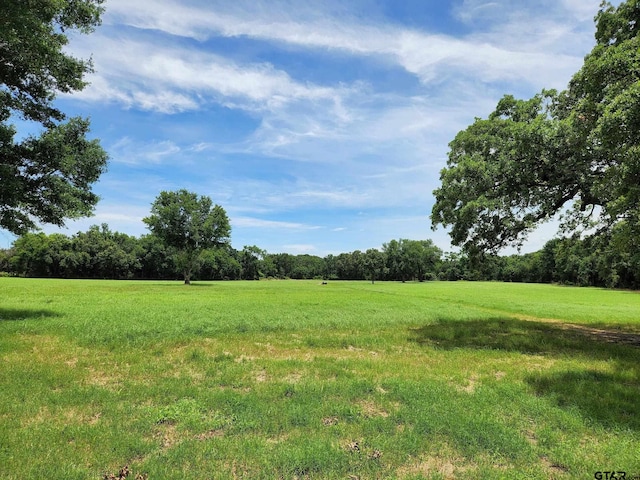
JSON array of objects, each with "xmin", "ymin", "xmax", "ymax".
[{"xmin": 1, "ymin": 279, "xmax": 639, "ymax": 479}]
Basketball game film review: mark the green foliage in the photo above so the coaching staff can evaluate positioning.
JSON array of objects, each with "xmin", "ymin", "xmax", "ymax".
[
  {"xmin": 10, "ymin": 225, "xmax": 141, "ymax": 279},
  {"xmin": 269, "ymin": 253, "xmax": 325, "ymax": 280},
  {"xmin": 136, "ymin": 234, "xmax": 177, "ymax": 280},
  {"xmin": 431, "ymin": 91, "xmax": 584, "ymax": 253},
  {"xmin": 198, "ymin": 246, "xmax": 242, "ymax": 280},
  {"xmin": 335, "ymin": 250, "xmax": 366, "ymax": 280},
  {"xmin": 239, "ymin": 245, "xmax": 266, "ymax": 280},
  {"xmin": 383, "ymin": 238, "xmax": 442, "ymax": 281},
  {"xmin": 432, "ymin": 0, "xmax": 640, "ymax": 258},
  {"xmin": 0, "ymin": 247, "xmax": 11, "ymax": 271},
  {"xmin": 364, "ymin": 248, "xmax": 385, "ymax": 284},
  {"xmin": 143, "ymin": 190, "xmax": 231, "ymax": 284},
  {"xmin": 0, "ymin": 0, "xmax": 108, "ymax": 234}
]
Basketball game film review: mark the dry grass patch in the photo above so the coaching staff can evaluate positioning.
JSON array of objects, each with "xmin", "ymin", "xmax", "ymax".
[
  {"xmin": 322, "ymin": 416, "xmax": 339, "ymax": 426},
  {"xmin": 395, "ymin": 453, "xmax": 475, "ymax": 479},
  {"xmin": 2, "ymin": 334, "xmax": 83, "ymax": 365},
  {"xmin": 22, "ymin": 405, "xmax": 103, "ymax": 428},
  {"xmin": 194, "ymin": 429, "xmax": 224, "ymax": 440},
  {"xmin": 255, "ymin": 368, "xmax": 269, "ymax": 383},
  {"xmin": 357, "ymin": 399, "xmax": 390, "ymax": 418},
  {"xmin": 540, "ymin": 455, "xmax": 570, "ymax": 477},
  {"xmin": 153, "ymin": 422, "xmax": 182, "ymax": 450},
  {"xmin": 284, "ymin": 371, "xmax": 303, "ymax": 383},
  {"xmin": 457, "ymin": 373, "xmax": 479, "ymax": 394}
]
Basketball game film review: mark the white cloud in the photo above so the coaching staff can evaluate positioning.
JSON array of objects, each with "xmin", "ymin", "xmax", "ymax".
[
  {"xmin": 282, "ymin": 244, "xmax": 318, "ymax": 254},
  {"xmin": 71, "ymin": 35, "xmax": 350, "ymax": 115},
  {"xmin": 560, "ymin": 0, "xmax": 604, "ymax": 20},
  {"xmin": 453, "ymin": 1, "xmax": 500, "ymax": 23},
  {"xmin": 109, "ymin": 137, "xmax": 182, "ymax": 165},
  {"xmin": 100, "ymin": 0, "xmax": 596, "ymax": 90},
  {"xmin": 231, "ymin": 217, "xmax": 322, "ymax": 230},
  {"xmin": 68, "ymin": 1, "xmax": 601, "ymax": 177},
  {"xmin": 39, "ymin": 204, "xmax": 150, "ymax": 239}
]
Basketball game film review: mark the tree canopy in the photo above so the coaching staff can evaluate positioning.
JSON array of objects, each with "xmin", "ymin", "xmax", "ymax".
[
  {"xmin": 143, "ymin": 190, "xmax": 231, "ymax": 284},
  {"xmin": 431, "ymin": 0, "xmax": 640, "ymax": 255},
  {"xmin": 0, "ymin": 0, "xmax": 108, "ymax": 235}
]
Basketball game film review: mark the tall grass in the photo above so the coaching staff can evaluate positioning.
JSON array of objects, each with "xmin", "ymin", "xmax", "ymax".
[{"xmin": 1, "ymin": 278, "xmax": 639, "ymax": 479}]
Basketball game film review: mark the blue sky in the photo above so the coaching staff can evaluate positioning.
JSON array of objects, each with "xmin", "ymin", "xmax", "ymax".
[{"xmin": 1, "ymin": 0, "xmax": 612, "ymax": 255}]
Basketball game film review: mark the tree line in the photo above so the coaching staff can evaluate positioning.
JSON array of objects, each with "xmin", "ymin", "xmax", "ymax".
[
  {"xmin": 1, "ymin": 222, "xmax": 638, "ymax": 288},
  {"xmin": 0, "ymin": 226, "xmax": 441, "ymax": 283}
]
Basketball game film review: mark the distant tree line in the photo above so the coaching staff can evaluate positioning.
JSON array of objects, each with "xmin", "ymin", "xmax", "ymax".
[{"xmin": 1, "ymin": 224, "xmax": 637, "ymax": 288}]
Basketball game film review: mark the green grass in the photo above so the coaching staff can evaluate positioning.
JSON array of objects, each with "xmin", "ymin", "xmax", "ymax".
[{"xmin": 1, "ymin": 278, "xmax": 639, "ymax": 479}]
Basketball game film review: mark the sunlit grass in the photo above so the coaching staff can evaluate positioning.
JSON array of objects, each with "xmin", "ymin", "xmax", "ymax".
[{"xmin": 1, "ymin": 278, "xmax": 639, "ymax": 479}]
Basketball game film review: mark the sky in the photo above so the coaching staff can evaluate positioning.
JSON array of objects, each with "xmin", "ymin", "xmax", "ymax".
[{"xmin": 0, "ymin": 0, "xmax": 614, "ymax": 255}]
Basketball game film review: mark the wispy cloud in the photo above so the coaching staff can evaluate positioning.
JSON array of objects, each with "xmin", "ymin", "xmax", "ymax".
[
  {"xmin": 109, "ymin": 137, "xmax": 182, "ymax": 165},
  {"xmin": 40, "ymin": 203, "xmax": 150, "ymax": 238},
  {"xmin": 73, "ymin": 35, "xmax": 351, "ymax": 115},
  {"xmin": 231, "ymin": 217, "xmax": 322, "ymax": 231},
  {"xmin": 283, "ymin": 244, "xmax": 318, "ymax": 254},
  {"xmin": 101, "ymin": 0, "xmax": 596, "ymax": 89}
]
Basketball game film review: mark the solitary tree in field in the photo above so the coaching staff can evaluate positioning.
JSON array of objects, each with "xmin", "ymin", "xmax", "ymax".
[
  {"xmin": 1, "ymin": 0, "xmax": 109, "ymax": 235},
  {"xmin": 143, "ymin": 190, "xmax": 231, "ymax": 284}
]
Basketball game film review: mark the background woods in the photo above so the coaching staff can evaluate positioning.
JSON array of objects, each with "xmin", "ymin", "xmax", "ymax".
[{"xmin": 2, "ymin": 224, "xmax": 638, "ymax": 288}]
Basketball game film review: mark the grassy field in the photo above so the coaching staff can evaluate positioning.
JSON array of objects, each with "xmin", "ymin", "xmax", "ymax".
[{"xmin": 1, "ymin": 278, "xmax": 639, "ymax": 479}]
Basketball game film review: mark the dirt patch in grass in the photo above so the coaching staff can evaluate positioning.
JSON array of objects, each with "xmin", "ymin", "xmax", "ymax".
[
  {"xmin": 357, "ymin": 399, "xmax": 390, "ymax": 418},
  {"xmin": 458, "ymin": 374, "xmax": 479, "ymax": 394},
  {"xmin": 195, "ymin": 429, "xmax": 224, "ymax": 440},
  {"xmin": 102, "ymin": 464, "xmax": 148, "ymax": 480},
  {"xmin": 284, "ymin": 372, "xmax": 303, "ymax": 383},
  {"xmin": 540, "ymin": 455, "xmax": 570, "ymax": 477},
  {"xmin": 322, "ymin": 416, "xmax": 339, "ymax": 426},
  {"xmin": 234, "ymin": 354, "xmax": 257, "ymax": 363},
  {"xmin": 265, "ymin": 432, "xmax": 291, "ymax": 444},
  {"xmin": 154, "ymin": 423, "xmax": 181, "ymax": 450},
  {"xmin": 85, "ymin": 366, "xmax": 123, "ymax": 390},
  {"xmin": 65, "ymin": 357, "xmax": 78, "ymax": 368},
  {"xmin": 395, "ymin": 454, "xmax": 473, "ymax": 479},
  {"xmin": 255, "ymin": 368, "xmax": 268, "ymax": 382}
]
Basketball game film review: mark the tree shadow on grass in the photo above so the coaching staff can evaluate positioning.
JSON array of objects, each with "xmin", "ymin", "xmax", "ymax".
[
  {"xmin": 410, "ymin": 317, "xmax": 640, "ymax": 431},
  {"xmin": 0, "ymin": 308, "xmax": 60, "ymax": 321}
]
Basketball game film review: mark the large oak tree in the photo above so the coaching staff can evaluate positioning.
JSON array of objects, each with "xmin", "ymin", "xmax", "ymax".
[
  {"xmin": 1, "ymin": 0, "xmax": 108, "ymax": 235},
  {"xmin": 431, "ymin": 0, "xmax": 640, "ymax": 255}
]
